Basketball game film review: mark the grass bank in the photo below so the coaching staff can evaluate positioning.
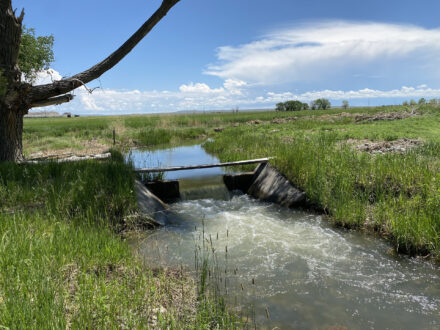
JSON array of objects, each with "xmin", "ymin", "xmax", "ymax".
[
  {"xmin": 22, "ymin": 105, "xmax": 440, "ymax": 261},
  {"xmin": 204, "ymin": 105, "xmax": 440, "ymax": 260},
  {"xmin": 0, "ymin": 154, "xmax": 237, "ymax": 328}
]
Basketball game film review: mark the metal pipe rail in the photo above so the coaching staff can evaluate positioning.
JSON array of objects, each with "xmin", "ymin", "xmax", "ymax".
[{"xmin": 134, "ymin": 157, "xmax": 271, "ymax": 173}]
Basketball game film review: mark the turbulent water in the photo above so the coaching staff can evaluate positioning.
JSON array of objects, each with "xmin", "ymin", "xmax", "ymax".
[
  {"xmin": 135, "ymin": 183, "xmax": 440, "ymax": 329},
  {"xmin": 130, "ymin": 145, "xmax": 440, "ymax": 329}
]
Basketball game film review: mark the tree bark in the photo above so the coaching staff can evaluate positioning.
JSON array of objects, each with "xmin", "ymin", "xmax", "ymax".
[
  {"xmin": 0, "ymin": 103, "xmax": 25, "ymax": 161},
  {"xmin": 0, "ymin": 1, "xmax": 23, "ymax": 83},
  {"xmin": 31, "ymin": 94, "xmax": 73, "ymax": 108},
  {"xmin": 0, "ymin": 0, "xmax": 28, "ymax": 161}
]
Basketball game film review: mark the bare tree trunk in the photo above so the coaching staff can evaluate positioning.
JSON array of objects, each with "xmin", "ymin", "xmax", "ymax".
[
  {"xmin": 0, "ymin": 0, "xmax": 27, "ymax": 161},
  {"xmin": 0, "ymin": 103, "xmax": 25, "ymax": 161}
]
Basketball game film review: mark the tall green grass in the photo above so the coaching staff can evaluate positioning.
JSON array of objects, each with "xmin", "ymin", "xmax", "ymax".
[
  {"xmin": 204, "ymin": 127, "xmax": 440, "ymax": 259},
  {"xmin": 24, "ymin": 117, "xmax": 110, "ymax": 142},
  {"xmin": 136, "ymin": 127, "xmax": 207, "ymax": 146},
  {"xmin": 0, "ymin": 153, "xmax": 238, "ymax": 328},
  {"xmin": 0, "ymin": 157, "xmax": 135, "ymax": 224}
]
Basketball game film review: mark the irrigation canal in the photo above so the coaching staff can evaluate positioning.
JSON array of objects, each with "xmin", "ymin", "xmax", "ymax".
[{"xmin": 127, "ymin": 144, "xmax": 440, "ymax": 329}]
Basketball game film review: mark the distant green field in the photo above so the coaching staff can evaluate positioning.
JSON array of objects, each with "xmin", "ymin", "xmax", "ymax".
[{"xmin": 23, "ymin": 105, "xmax": 410, "ymax": 156}]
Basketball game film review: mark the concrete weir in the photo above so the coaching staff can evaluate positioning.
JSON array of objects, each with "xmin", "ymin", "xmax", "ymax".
[
  {"xmin": 247, "ymin": 163, "xmax": 306, "ymax": 208},
  {"xmin": 136, "ymin": 162, "xmax": 306, "ymax": 223},
  {"xmin": 135, "ymin": 180, "xmax": 177, "ymax": 226}
]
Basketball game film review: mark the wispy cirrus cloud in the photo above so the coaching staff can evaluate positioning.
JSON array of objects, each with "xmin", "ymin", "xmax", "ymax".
[{"xmin": 205, "ymin": 21, "xmax": 440, "ymax": 85}]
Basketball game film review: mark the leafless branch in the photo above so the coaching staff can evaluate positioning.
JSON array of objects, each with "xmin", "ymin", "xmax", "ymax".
[
  {"xmin": 71, "ymin": 78, "xmax": 99, "ymax": 94},
  {"xmin": 31, "ymin": 94, "xmax": 74, "ymax": 108}
]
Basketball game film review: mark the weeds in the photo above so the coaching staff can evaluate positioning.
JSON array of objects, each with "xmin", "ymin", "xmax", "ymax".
[
  {"xmin": 192, "ymin": 219, "xmax": 243, "ymax": 328},
  {"xmin": 137, "ymin": 171, "xmax": 166, "ymax": 182},
  {"xmin": 0, "ymin": 151, "xmax": 237, "ymax": 328}
]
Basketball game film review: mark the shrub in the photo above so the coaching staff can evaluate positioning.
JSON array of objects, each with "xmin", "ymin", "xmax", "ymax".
[
  {"xmin": 276, "ymin": 100, "xmax": 308, "ymax": 111},
  {"xmin": 276, "ymin": 102, "xmax": 286, "ymax": 111},
  {"xmin": 311, "ymin": 98, "xmax": 331, "ymax": 110}
]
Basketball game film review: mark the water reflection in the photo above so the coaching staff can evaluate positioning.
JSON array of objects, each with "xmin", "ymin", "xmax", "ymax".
[{"xmin": 127, "ymin": 144, "xmax": 227, "ymax": 180}]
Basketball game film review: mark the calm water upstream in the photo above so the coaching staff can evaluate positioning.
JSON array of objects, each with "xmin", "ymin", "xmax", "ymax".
[
  {"xmin": 127, "ymin": 144, "xmax": 227, "ymax": 179},
  {"xmin": 129, "ymin": 145, "xmax": 440, "ymax": 329}
]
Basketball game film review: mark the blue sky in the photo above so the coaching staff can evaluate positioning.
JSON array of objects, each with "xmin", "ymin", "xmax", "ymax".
[{"xmin": 14, "ymin": 0, "xmax": 440, "ymax": 114}]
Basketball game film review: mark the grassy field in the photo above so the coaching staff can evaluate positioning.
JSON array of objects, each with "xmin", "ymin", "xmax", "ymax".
[
  {"xmin": 23, "ymin": 106, "xmax": 408, "ymax": 156},
  {"xmin": 24, "ymin": 105, "xmax": 440, "ymax": 261},
  {"xmin": 0, "ymin": 154, "xmax": 237, "ymax": 328},
  {"xmin": 12, "ymin": 104, "xmax": 440, "ymax": 326},
  {"xmin": 13, "ymin": 104, "xmax": 440, "ymax": 326}
]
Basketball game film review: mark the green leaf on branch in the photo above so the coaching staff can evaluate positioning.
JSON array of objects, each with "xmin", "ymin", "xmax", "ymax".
[{"xmin": 18, "ymin": 26, "xmax": 54, "ymax": 83}]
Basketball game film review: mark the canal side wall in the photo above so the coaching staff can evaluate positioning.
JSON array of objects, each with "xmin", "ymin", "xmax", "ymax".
[
  {"xmin": 223, "ymin": 172, "xmax": 254, "ymax": 192},
  {"xmin": 246, "ymin": 163, "xmax": 306, "ymax": 208},
  {"xmin": 135, "ymin": 180, "xmax": 176, "ymax": 226},
  {"xmin": 136, "ymin": 162, "xmax": 307, "ymax": 218},
  {"xmin": 145, "ymin": 180, "xmax": 180, "ymax": 202}
]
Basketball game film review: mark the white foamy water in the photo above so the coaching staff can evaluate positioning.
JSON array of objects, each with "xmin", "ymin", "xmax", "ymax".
[{"xmin": 135, "ymin": 193, "xmax": 440, "ymax": 329}]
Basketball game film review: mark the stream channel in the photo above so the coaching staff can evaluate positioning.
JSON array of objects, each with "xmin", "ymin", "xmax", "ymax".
[{"xmin": 127, "ymin": 144, "xmax": 440, "ymax": 329}]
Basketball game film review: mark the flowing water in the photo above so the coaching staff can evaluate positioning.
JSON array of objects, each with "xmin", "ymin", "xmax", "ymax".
[{"xmin": 129, "ymin": 145, "xmax": 440, "ymax": 329}]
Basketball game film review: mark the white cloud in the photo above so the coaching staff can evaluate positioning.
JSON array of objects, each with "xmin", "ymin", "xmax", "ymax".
[
  {"xmin": 80, "ymin": 93, "xmax": 104, "ymax": 111},
  {"xmin": 223, "ymin": 79, "xmax": 247, "ymax": 95},
  {"xmin": 30, "ymin": 55, "xmax": 440, "ymax": 115},
  {"xmin": 31, "ymin": 80, "xmax": 440, "ymax": 115},
  {"xmin": 178, "ymin": 79, "xmax": 247, "ymax": 95},
  {"xmin": 34, "ymin": 69, "xmax": 63, "ymax": 85},
  {"xmin": 179, "ymin": 82, "xmax": 224, "ymax": 93},
  {"xmin": 205, "ymin": 21, "xmax": 440, "ymax": 85},
  {"xmin": 261, "ymin": 86, "xmax": 440, "ymax": 103},
  {"xmin": 32, "ymin": 70, "xmax": 250, "ymax": 113}
]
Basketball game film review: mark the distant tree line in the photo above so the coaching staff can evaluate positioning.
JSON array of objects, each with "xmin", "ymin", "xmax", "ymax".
[
  {"xmin": 276, "ymin": 98, "xmax": 332, "ymax": 111},
  {"xmin": 402, "ymin": 98, "xmax": 439, "ymax": 106}
]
